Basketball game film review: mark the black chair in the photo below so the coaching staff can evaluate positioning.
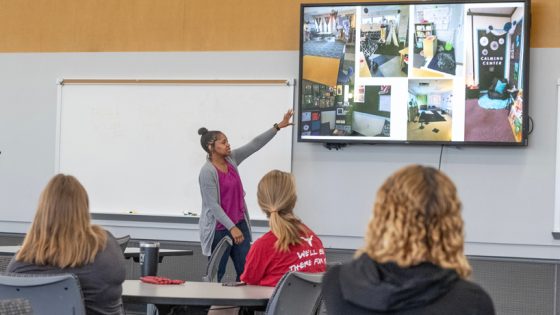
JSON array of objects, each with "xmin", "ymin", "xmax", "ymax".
[
  {"xmin": 487, "ymin": 77, "xmax": 510, "ymax": 100},
  {"xmin": 315, "ymin": 263, "xmax": 342, "ymax": 315},
  {"xmin": 0, "ymin": 273, "xmax": 86, "ymax": 315},
  {"xmin": 314, "ymin": 263, "xmax": 342, "ymax": 315},
  {"xmin": 265, "ymin": 271, "xmax": 324, "ymax": 315},
  {"xmin": 203, "ymin": 236, "xmax": 233, "ymax": 282},
  {"xmin": 115, "ymin": 235, "xmax": 131, "ymax": 253}
]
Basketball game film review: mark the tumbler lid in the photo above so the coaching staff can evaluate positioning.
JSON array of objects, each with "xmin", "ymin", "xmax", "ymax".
[{"xmin": 140, "ymin": 241, "xmax": 160, "ymax": 248}]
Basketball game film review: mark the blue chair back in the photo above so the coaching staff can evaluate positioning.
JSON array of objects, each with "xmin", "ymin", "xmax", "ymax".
[
  {"xmin": 0, "ymin": 273, "xmax": 86, "ymax": 315},
  {"xmin": 0, "ymin": 298, "xmax": 33, "ymax": 315}
]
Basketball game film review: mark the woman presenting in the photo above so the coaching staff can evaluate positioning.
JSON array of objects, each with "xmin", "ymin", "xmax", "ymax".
[{"xmin": 198, "ymin": 109, "xmax": 293, "ymax": 282}]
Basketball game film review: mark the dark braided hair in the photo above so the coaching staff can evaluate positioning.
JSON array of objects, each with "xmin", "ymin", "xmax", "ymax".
[{"xmin": 198, "ymin": 127, "xmax": 223, "ymax": 159}]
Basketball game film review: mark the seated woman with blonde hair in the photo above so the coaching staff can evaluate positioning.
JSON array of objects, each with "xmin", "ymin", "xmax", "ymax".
[
  {"xmin": 322, "ymin": 165, "xmax": 495, "ymax": 315},
  {"xmin": 240, "ymin": 169, "xmax": 326, "ymax": 286},
  {"xmin": 7, "ymin": 174, "xmax": 126, "ymax": 315}
]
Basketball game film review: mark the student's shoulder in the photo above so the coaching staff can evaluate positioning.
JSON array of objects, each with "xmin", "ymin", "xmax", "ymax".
[
  {"xmin": 255, "ymin": 231, "xmax": 277, "ymax": 243},
  {"xmin": 301, "ymin": 223, "xmax": 319, "ymax": 234},
  {"xmin": 98, "ymin": 230, "xmax": 125, "ymax": 257},
  {"xmin": 301, "ymin": 224, "xmax": 323, "ymax": 242},
  {"xmin": 251, "ymin": 232, "xmax": 276, "ymax": 249},
  {"xmin": 104, "ymin": 230, "xmax": 115, "ymax": 239},
  {"xmin": 246, "ymin": 233, "xmax": 276, "ymax": 260},
  {"xmin": 454, "ymin": 279, "xmax": 490, "ymax": 296},
  {"xmin": 6, "ymin": 259, "xmax": 51, "ymax": 274},
  {"xmin": 453, "ymin": 279, "xmax": 495, "ymax": 311},
  {"xmin": 105, "ymin": 231, "xmax": 123, "ymax": 247}
]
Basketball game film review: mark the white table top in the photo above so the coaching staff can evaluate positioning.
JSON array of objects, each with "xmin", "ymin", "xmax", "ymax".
[{"xmin": 122, "ymin": 280, "xmax": 274, "ymax": 307}]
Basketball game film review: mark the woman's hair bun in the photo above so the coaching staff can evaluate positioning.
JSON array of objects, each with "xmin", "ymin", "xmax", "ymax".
[{"xmin": 198, "ymin": 127, "xmax": 208, "ymax": 136}]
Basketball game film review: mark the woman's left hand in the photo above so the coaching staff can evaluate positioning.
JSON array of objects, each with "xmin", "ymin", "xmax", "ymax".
[{"xmin": 277, "ymin": 109, "xmax": 294, "ymax": 129}]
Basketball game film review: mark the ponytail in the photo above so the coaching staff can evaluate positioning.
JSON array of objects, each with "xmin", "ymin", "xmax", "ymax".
[
  {"xmin": 257, "ymin": 170, "xmax": 306, "ymax": 252},
  {"xmin": 268, "ymin": 209, "xmax": 306, "ymax": 252}
]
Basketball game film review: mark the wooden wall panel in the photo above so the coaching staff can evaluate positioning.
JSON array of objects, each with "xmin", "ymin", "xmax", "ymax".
[
  {"xmin": 531, "ymin": 0, "xmax": 560, "ymax": 48},
  {"xmin": 0, "ymin": 0, "xmax": 555, "ymax": 52}
]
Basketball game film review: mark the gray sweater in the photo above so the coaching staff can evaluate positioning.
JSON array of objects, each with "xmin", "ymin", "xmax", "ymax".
[
  {"xmin": 7, "ymin": 231, "xmax": 126, "ymax": 315},
  {"xmin": 198, "ymin": 127, "xmax": 277, "ymax": 256}
]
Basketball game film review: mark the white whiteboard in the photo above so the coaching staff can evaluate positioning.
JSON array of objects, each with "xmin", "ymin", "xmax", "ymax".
[{"xmin": 56, "ymin": 80, "xmax": 294, "ymax": 220}]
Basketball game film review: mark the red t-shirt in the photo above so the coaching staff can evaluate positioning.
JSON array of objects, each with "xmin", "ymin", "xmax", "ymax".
[{"xmin": 240, "ymin": 226, "xmax": 327, "ymax": 287}]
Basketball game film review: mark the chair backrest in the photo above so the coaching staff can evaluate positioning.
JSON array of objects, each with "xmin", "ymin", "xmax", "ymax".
[
  {"xmin": 0, "ymin": 273, "xmax": 86, "ymax": 315},
  {"xmin": 316, "ymin": 263, "xmax": 342, "ymax": 315},
  {"xmin": 115, "ymin": 235, "xmax": 131, "ymax": 253},
  {"xmin": 265, "ymin": 271, "xmax": 324, "ymax": 315},
  {"xmin": 0, "ymin": 298, "xmax": 33, "ymax": 315},
  {"xmin": 202, "ymin": 236, "xmax": 232, "ymax": 282}
]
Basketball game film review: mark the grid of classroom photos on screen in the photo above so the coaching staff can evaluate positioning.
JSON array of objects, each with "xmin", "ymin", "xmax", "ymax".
[{"xmin": 300, "ymin": 2, "xmax": 525, "ymax": 143}]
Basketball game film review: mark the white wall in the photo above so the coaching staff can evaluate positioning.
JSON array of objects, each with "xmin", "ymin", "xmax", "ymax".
[
  {"xmin": 414, "ymin": 4, "xmax": 465, "ymax": 63},
  {"xmin": 1, "ymin": 49, "xmax": 559, "ymax": 259},
  {"xmin": 440, "ymin": 92, "xmax": 453, "ymax": 111}
]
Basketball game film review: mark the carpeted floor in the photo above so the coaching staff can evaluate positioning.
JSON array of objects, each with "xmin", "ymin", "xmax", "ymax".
[
  {"xmin": 419, "ymin": 110, "xmax": 446, "ymax": 123},
  {"xmin": 464, "ymin": 99, "xmax": 514, "ymax": 142},
  {"xmin": 427, "ymin": 51, "xmax": 456, "ymax": 75},
  {"xmin": 370, "ymin": 55, "xmax": 390, "ymax": 66},
  {"xmin": 303, "ymin": 39, "xmax": 346, "ymax": 59},
  {"xmin": 365, "ymin": 54, "xmax": 403, "ymax": 77},
  {"xmin": 478, "ymin": 94, "xmax": 510, "ymax": 109}
]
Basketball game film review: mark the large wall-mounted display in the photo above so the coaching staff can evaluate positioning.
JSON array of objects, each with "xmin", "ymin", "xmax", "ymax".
[{"xmin": 298, "ymin": 0, "xmax": 530, "ymax": 145}]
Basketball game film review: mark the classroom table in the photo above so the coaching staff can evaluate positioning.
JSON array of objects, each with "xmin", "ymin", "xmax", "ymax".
[
  {"xmin": 122, "ymin": 280, "xmax": 274, "ymax": 308},
  {"xmin": 0, "ymin": 246, "xmax": 193, "ymax": 263}
]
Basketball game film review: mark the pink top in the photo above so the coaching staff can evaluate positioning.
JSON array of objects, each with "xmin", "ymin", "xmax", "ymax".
[{"xmin": 215, "ymin": 163, "xmax": 245, "ymax": 231}]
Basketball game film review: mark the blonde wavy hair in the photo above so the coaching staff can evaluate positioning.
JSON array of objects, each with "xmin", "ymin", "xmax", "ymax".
[
  {"xmin": 257, "ymin": 170, "xmax": 308, "ymax": 252},
  {"xmin": 359, "ymin": 164, "xmax": 471, "ymax": 278},
  {"xmin": 16, "ymin": 174, "xmax": 107, "ymax": 268}
]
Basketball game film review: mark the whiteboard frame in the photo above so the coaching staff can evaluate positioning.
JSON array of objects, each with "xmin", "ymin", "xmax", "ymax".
[{"xmin": 554, "ymin": 78, "xmax": 560, "ymax": 237}]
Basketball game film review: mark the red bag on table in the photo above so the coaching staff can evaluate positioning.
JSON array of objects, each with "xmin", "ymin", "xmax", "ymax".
[{"xmin": 140, "ymin": 276, "xmax": 185, "ymax": 285}]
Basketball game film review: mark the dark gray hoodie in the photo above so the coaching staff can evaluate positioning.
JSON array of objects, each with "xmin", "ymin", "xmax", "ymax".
[{"xmin": 322, "ymin": 254, "xmax": 495, "ymax": 315}]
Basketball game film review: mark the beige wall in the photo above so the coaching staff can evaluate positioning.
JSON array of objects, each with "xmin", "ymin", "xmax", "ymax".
[{"xmin": 0, "ymin": 0, "xmax": 555, "ymax": 52}]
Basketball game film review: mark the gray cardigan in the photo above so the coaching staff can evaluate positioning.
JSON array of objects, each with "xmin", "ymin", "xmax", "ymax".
[{"xmin": 198, "ymin": 127, "xmax": 277, "ymax": 256}]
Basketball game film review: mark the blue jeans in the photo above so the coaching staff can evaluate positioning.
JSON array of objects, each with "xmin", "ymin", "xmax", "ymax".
[{"xmin": 211, "ymin": 219, "xmax": 251, "ymax": 282}]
